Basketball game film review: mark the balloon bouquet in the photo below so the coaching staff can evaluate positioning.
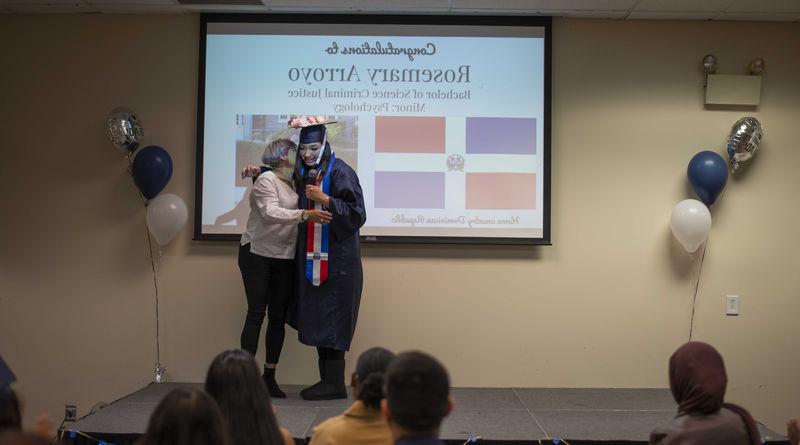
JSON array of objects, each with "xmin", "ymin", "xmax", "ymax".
[
  {"xmin": 107, "ymin": 107, "xmax": 188, "ymax": 246},
  {"xmin": 670, "ymin": 117, "xmax": 763, "ymax": 253},
  {"xmin": 107, "ymin": 107, "xmax": 189, "ymax": 384}
]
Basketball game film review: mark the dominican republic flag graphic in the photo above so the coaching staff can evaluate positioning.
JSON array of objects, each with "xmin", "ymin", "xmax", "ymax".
[{"xmin": 373, "ymin": 116, "xmax": 537, "ymax": 210}]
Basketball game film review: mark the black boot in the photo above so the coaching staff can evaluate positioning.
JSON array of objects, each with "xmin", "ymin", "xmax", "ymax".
[
  {"xmin": 300, "ymin": 357, "xmax": 326, "ymax": 398},
  {"xmin": 263, "ymin": 366, "xmax": 286, "ymax": 399},
  {"xmin": 301, "ymin": 359, "xmax": 347, "ymax": 401}
]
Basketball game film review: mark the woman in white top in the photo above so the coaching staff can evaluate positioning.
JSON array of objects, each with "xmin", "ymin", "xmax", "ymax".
[{"xmin": 238, "ymin": 138, "xmax": 331, "ymax": 398}]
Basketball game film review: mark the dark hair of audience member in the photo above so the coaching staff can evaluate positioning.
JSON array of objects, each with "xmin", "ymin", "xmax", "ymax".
[
  {"xmin": 138, "ymin": 388, "xmax": 228, "ymax": 445},
  {"xmin": 0, "ymin": 389, "xmax": 21, "ymax": 433},
  {"xmin": 355, "ymin": 347, "xmax": 396, "ymax": 409},
  {"xmin": 0, "ymin": 431, "xmax": 51, "ymax": 445},
  {"xmin": 385, "ymin": 351, "xmax": 450, "ymax": 433},
  {"xmin": 204, "ymin": 350, "xmax": 285, "ymax": 445}
]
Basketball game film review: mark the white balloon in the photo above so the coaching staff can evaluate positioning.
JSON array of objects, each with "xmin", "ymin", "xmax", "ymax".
[
  {"xmin": 146, "ymin": 193, "xmax": 188, "ymax": 246},
  {"xmin": 670, "ymin": 199, "xmax": 712, "ymax": 253}
]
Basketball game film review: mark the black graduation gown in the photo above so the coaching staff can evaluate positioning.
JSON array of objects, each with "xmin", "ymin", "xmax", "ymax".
[{"xmin": 291, "ymin": 158, "xmax": 366, "ymax": 351}]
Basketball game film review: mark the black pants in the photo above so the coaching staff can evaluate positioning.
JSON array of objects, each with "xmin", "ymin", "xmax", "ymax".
[
  {"xmin": 238, "ymin": 243, "xmax": 293, "ymax": 364},
  {"xmin": 317, "ymin": 347, "xmax": 345, "ymax": 360}
]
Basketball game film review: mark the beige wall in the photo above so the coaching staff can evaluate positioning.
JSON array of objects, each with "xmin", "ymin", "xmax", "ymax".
[{"xmin": 1, "ymin": 14, "xmax": 798, "ymax": 433}]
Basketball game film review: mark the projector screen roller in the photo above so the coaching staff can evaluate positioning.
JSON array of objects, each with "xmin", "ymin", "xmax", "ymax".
[{"xmin": 196, "ymin": 14, "xmax": 551, "ymax": 244}]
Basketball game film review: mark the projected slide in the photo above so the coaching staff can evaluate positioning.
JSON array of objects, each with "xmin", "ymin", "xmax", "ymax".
[{"xmin": 198, "ymin": 18, "xmax": 550, "ymax": 242}]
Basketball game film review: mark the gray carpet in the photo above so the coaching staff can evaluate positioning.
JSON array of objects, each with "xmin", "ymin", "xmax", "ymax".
[{"xmin": 65, "ymin": 383, "xmax": 788, "ymax": 444}]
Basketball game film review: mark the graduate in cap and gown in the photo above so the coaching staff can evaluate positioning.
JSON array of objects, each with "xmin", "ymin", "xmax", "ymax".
[{"xmin": 288, "ymin": 116, "xmax": 366, "ymax": 400}]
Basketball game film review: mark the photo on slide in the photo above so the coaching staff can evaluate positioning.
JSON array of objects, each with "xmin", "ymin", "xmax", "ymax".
[{"xmin": 207, "ymin": 114, "xmax": 358, "ymax": 234}]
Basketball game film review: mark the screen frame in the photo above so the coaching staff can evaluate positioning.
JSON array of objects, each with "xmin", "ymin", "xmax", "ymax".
[{"xmin": 194, "ymin": 12, "xmax": 552, "ymax": 245}]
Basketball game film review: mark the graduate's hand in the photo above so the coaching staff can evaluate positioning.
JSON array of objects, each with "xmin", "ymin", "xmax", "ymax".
[
  {"xmin": 241, "ymin": 165, "xmax": 261, "ymax": 179},
  {"xmin": 305, "ymin": 209, "xmax": 332, "ymax": 224},
  {"xmin": 305, "ymin": 185, "xmax": 330, "ymax": 206},
  {"xmin": 788, "ymin": 418, "xmax": 799, "ymax": 445}
]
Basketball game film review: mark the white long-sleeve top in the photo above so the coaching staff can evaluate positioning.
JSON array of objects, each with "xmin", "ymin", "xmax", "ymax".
[{"xmin": 240, "ymin": 170, "xmax": 304, "ymax": 259}]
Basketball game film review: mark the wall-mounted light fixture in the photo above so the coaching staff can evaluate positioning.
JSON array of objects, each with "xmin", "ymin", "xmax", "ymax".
[{"xmin": 704, "ymin": 55, "xmax": 764, "ymax": 107}]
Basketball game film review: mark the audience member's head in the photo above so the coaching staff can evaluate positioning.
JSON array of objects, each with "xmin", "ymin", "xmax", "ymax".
[
  {"xmin": 138, "ymin": 388, "xmax": 228, "ymax": 445},
  {"xmin": 382, "ymin": 351, "xmax": 452, "ymax": 437},
  {"xmin": 0, "ymin": 431, "xmax": 51, "ymax": 445},
  {"xmin": 669, "ymin": 342, "xmax": 760, "ymax": 445},
  {"xmin": 788, "ymin": 418, "xmax": 799, "ymax": 445},
  {"xmin": 352, "ymin": 347, "xmax": 395, "ymax": 410},
  {"xmin": 669, "ymin": 341, "xmax": 728, "ymax": 415},
  {"xmin": 204, "ymin": 350, "xmax": 285, "ymax": 445},
  {"xmin": 0, "ymin": 357, "xmax": 20, "ymax": 434}
]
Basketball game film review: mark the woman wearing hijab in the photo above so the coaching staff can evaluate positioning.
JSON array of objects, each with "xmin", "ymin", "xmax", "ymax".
[
  {"xmin": 788, "ymin": 418, "xmax": 799, "ymax": 445},
  {"xmin": 649, "ymin": 341, "xmax": 761, "ymax": 445}
]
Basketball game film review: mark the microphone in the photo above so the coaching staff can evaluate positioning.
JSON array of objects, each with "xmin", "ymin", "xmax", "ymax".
[{"xmin": 306, "ymin": 168, "xmax": 318, "ymax": 185}]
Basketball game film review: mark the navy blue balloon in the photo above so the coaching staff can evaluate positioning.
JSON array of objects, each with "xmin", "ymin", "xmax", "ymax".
[
  {"xmin": 687, "ymin": 151, "xmax": 728, "ymax": 206},
  {"xmin": 132, "ymin": 145, "xmax": 172, "ymax": 200}
]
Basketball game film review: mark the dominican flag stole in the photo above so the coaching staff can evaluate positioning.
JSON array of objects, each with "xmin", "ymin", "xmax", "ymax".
[{"xmin": 303, "ymin": 153, "xmax": 335, "ymax": 286}]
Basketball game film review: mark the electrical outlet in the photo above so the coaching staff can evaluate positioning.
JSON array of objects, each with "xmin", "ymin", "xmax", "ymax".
[{"xmin": 65, "ymin": 404, "xmax": 77, "ymax": 422}]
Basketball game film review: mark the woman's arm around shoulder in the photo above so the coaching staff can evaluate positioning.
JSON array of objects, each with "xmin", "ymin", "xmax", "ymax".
[{"xmin": 252, "ymin": 173, "xmax": 304, "ymax": 224}]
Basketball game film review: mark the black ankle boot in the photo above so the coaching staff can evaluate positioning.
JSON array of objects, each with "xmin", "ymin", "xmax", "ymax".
[
  {"xmin": 263, "ymin": 366, "xmax": 286, "ymax": 399},
  {"xmin": 300, "ymin": 357, "xmax": 326, "ymax": 397},
  {"xmin": 301, "ymin": 359, "xmax": 347, "ymax": 401}
]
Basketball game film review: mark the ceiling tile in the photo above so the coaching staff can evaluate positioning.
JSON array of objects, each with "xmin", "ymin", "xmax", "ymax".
[
  {"xmin": 539, "ymin": 0, "xmax": 637, "ymax": 10},
  {"xmin": 633, "ymin": 0, "xmax": 730, "ymax": 12},
  {"xmin": 260, "ymin": 0, "xmax": 356, "ymax": 7},
  {"xmin": 259, "ymin": 0, "xmax": 335, "ymax": 7},
  {"xmin": 557, "ymin": 9, "xmax": 627, "ymax": 17},
  {"xmin": 258, "ymin": 0, "xmax": 450, "ymax": 12},
  {"xmin": 91, "ymin": 3, "xmax": 183, "ymax": 12},
  {"xmin": 3, "ymin": 2, "xmax": 98, "ymax": 12},
  {"xmin": 450, "ymin": 0, "xmax": 542, "ymax": 10},
  {"xmin": 362, "ymin": 0, "xmax": 450, "ymax": 7},
  {"xmin": 348, "ymin": 0, "xmax": 450, "ymax": 11},
  {"xmin": 179, "ymin": 2, "xmax": 264, "ymax": 9},
  {"xmin": 89, "ymin": 0, "xmax": 177, "ymax": 5},
  {"xmin": 716, "ymin": 11, "xmax": 800, "ymax": 21},
  {"xmin": 725, "ymin": 0, "xmax": 800, "ymax": 13},
  {"xmin": 0, "ymin": 0, "xmax": 88, "ymax": 4},
  {"xmin": 627, "ymin": 10, "xmax": 717, "ymax": 19}
]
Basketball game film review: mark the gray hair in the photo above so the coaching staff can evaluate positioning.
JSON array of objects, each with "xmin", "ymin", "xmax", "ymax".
[{"xmin": 261, "ymin": 138, "xmax": 296, "ymax": 167}]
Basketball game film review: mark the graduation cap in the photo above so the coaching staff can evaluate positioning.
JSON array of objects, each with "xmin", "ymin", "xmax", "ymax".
[
  {"xmin": 299, "ymin": 124, "xmax": 327, "ymax": 144},
  {"xmin": 0, "ymin": 355, "xmax": 16, "ymax": 394}
]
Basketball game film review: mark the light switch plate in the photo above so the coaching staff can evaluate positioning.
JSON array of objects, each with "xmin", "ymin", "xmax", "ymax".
[{"xmin": 726, "ymin": 295, "xmax": 740, "ymax": 316}]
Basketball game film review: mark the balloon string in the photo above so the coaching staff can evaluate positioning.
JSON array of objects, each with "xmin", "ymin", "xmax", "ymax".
[
  {"xmin": 688, "ymin": 240, "xmax": 709, "ymax": 341},
  {"xmin": 128, "ymin": 155, "xmax": 161, "ymax": 374},
  {"xmin": 144, "ymin": 206, "xmax": 163, "ymax": 373}
]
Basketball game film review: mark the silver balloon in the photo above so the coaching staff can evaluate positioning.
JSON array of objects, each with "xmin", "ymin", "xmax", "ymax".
[
  {"xmin": 727, "ymin": 117, "xmax": 763, "ymax": 172},
  {"xmin": 107, "ymin": 107, "xmax": 143, "ymax": 154},
  {"xmin": 702, "ymin": 54, "xmax": 717, "ymax": 74}
]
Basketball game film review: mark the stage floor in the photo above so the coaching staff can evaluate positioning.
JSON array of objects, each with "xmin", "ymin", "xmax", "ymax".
[{"xmin": 64, "ymin": 383, "xmax": 788, "ymax": 445}]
